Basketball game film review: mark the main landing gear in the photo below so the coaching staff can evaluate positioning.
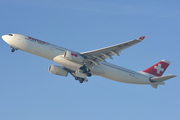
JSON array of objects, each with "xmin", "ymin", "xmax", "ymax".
[
  {"xmin": 70, "ymin": 65, "xmax": 92, "ymax": 83},
  {"xmin": 79, "ymin": 65, "xmax": 92, "ymax": 77},
  {"xmin": 75, "ymin": 77, "xmax": 85, "ymax": 83},
  {"xmin": 75, "ymin": 77, "xmax": 87, "ymax": 83}
]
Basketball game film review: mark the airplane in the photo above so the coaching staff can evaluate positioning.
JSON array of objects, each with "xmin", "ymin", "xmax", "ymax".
[{"xmin": 2, "ymin": 33, "xmax": 176, "ymax": 88}]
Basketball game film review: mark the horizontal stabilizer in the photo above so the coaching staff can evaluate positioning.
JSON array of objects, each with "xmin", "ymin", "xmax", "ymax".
[
  {"xmin": 150, "ymin": 83, "xmax": 158, "ymax": 89},
  {"xmin": 150, "ymin": 75, "xmax": 177, "ymax": 82},
  {"xmin": 150, "ymin": 82, "xmax": 165, "ymax": 89}
]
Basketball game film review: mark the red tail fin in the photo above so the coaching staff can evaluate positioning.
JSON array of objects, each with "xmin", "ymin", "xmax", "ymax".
[{"xmin": 143, "ymin": 60, "xmax": 170, "ymax": 77}]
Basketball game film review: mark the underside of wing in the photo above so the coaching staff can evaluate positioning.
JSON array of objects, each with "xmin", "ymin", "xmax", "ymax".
[{"xmin": 81, "ymin": 36, "xmax": 145, "ymax": 65}]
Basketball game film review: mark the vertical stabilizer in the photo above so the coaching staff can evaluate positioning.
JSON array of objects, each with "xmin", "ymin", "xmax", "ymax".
[
  {"xmin": 141, "ymin": 60, "xmax": 176, "ymax": 89},
  {"xmin": 143, "ymin": 60, "xmax": 170, "ymax": 77}
]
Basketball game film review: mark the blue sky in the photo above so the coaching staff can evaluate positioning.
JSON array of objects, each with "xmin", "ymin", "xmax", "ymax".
[{"xmin": 0, "ymin": 0, "xmax": 179, "ymax": 120}]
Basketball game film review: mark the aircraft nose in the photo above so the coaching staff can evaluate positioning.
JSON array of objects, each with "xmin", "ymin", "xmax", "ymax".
[{"xmin": 2, "ymin": 35, "xmax": 7, "ymax": 41}]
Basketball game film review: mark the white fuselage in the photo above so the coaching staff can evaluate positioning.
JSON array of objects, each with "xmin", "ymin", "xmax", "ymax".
[{"xmin": 2, "ymin": 34, "xmax": 151, "ymax": 84}]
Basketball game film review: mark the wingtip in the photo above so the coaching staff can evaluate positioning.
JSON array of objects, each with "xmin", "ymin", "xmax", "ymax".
[
  {"xmin": 171, "ymin": 75, "xmax": 177, "ymax": 78},
  {"xmin": 138, "ymin": 36, "xmax": 145, "ymax": 40}
]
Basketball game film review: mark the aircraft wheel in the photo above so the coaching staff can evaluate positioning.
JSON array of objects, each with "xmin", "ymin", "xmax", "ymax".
[
  {"xmin": 83, "ymin": 69, "xmax": 90, "ymax": 73},
  {"xmin": 11, "ymin": 48, "xmax": 15, "ymax": 52},
  {"xmin": 79, "ymin": 65, "xmax": 86, "ymax": 70},
  {"xmin": 79, "ymin": 78, "xmax": 84, "ymax": 83},
  {"xmin": 83, "ymin": 70, "xmax": 87, "ymax": 73},
  {"xmin": 87, "ymin": 73, "xmax": 92, "ymax": 77}
]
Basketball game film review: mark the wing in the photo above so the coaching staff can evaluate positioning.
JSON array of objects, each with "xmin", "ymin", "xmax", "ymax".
[{"xmin": 81, "ymin": 36, "xmax": 145, "ymax": 65}]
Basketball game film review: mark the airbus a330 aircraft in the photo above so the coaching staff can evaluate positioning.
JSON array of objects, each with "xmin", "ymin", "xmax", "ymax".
[{"xmin": 2, "ymin": 33, "xmax": 176, "ymax": 88}]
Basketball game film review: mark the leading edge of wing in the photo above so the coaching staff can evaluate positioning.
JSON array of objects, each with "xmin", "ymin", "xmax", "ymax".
[{"xmin": 81, "ymin": 36, "xmax": 145, "ymax": 55}]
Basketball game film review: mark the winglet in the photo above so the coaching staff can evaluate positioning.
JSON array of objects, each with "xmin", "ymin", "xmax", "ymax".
[{"xmin": 138, "ymin": 36, "xmax": 145, "ymax": 40}]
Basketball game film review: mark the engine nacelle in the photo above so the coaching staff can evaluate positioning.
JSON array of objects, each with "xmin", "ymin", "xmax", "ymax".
[
  {"xmin": 64, "ymin": 51, "xmax": 84, "ymax": 63},
  {"xmin": 48, "ymin": 65, "xmax": 68, "ymax": 76}
]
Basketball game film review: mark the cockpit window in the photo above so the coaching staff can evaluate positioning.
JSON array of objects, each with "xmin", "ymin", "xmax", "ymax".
[{"xmin": 8, "ymin": 34, "xmax": 13, "ymax": 36}]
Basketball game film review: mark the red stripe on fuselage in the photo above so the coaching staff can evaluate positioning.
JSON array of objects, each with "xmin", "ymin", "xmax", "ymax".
[{"xmin": 71, "ymin": 53, "xmax": 78, "ymax": 57}]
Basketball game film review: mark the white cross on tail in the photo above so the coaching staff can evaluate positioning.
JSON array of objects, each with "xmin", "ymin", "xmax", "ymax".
[{"xmin": 154, "ymin": 64, "xmax": 164, "ymax": 74}]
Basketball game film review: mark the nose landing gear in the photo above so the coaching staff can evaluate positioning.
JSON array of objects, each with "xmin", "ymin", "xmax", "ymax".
[
  {"xmin": 11, "ymin": 48, "xmax": 15, "ymax": 52},
  {"xmin": 10, "ymin": 46, "xmax": 18, "ymax": 52}
]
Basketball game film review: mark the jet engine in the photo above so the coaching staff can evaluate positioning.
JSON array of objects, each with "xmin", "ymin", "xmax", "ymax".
[
  {"xmin": 48, "ymin": 65, "xmax": 68, "ymax": 76},
  {"xmin": 64, "ymin": 51, "xmax": 84, "ymax": 63}
]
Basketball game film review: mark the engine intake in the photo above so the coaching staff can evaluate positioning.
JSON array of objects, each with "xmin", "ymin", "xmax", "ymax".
[{"xmin": 48, "ymin": 65, "xmax": 68, "ymax": 76}]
